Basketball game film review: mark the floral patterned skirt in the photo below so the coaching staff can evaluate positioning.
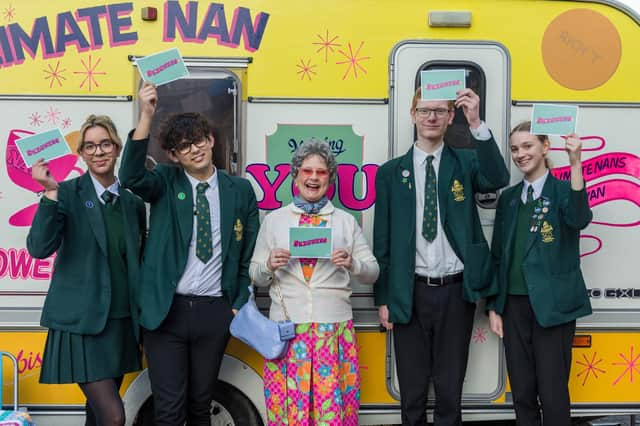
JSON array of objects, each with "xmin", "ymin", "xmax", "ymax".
[{"xmin": 263, "ymin": 320, "xmax": 360, "ymax": 425}]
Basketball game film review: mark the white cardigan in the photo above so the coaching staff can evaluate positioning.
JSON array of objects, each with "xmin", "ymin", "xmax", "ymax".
[{"xmin": 249, "ymin": 201, "xmax": 379, "ymax": 323}]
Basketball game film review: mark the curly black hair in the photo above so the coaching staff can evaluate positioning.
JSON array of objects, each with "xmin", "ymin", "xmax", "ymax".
[{"xmin": 158, "ymin": 112, "xmax": 213, "ymax": 151}]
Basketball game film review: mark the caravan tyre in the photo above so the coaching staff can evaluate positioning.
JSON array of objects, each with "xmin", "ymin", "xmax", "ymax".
[{"xmin": 132, "ymin": 381, "xmax": 263, "ymax": 426}]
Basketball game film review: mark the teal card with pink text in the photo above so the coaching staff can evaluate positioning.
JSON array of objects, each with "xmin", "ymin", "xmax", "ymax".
[
  {"xmin": 14, "ymin": 128, "xmax": 71, "ymax": 168},
  {"xmin": 136, "ymin": 47, "xmax": 189, "ymax": 86},
  {"xmin": 530, "ymin": 104, "xmax": 579, "ymax": 136},
  {"xmin": 289, "ymin": 227, "xmax": 333, "ymax": 258},
  {"xmin": 420, "ymin": 69, "xmax": 466, "ymax": 101}
]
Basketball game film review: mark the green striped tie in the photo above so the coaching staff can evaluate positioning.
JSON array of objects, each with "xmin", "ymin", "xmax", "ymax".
[
  {"xmin": 195, "ymin": 182, "xmax": 212, "ymax": 263},
  {"xmin": 422, "ymin": 155, "xmax": 437, "ymax": 242},
  {"xmin": 526, "ymin": 185, "xmax": 534, "ymax": 204}
]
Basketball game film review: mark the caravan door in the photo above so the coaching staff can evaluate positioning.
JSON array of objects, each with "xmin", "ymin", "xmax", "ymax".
[{"xmin": 388, "ymin": 40, "xmax": 511, "ymax": 403}]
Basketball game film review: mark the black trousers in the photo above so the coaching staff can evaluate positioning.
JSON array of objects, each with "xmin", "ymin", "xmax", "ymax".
[
  {"xmin": 502, "ymin": 295, "xmax": 576, "ymax": 426},
  {"xmin": 393, "ymin": 278, "xmax": 475, "ymax": 426},
  {"xmin": 143, "ymin": 295, "xmax": 234, "ymax": 426}
]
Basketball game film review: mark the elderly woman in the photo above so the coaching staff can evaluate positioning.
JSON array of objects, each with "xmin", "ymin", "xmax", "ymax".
[
  {"xmin": 27, "ymin": 115, "xmax": 145, "ymax": 426},
  {"xmin": 250, "ymin": 138, "xmax": 379, "ymax": 425}
]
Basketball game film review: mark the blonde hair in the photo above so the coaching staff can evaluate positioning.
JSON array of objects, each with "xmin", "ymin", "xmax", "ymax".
[
  {"xmin": 78, "ymin": 115, "xmax": 122, "ymax": 153},
  {"xmin": 509, "ymin": 121, "xmax": 552, "ymax": 169}
]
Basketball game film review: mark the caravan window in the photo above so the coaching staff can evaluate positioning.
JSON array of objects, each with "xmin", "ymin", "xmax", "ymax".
[
  {"xmin": 139, "ymin": 71, "xmax": 239, "ymax": 174},
  {"xmin": 415, "ymin": 63, "xmax": 486, "ymax": 149}
]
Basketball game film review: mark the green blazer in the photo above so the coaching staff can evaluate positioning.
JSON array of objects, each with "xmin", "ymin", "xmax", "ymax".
[
  {"xmin": 119, "ymin": 133, "xmax": 259, "ymax": 331},
  {"xmin": 373, "ymin": 137, "xmax": 509, "ymax": 324},
  {"xmin": 488, "ymin": 174, "xmax": 592, "ymax": 327},
  {"xmin": 27, "ymin": 173, "xmax": 146, "ymax": 337}
]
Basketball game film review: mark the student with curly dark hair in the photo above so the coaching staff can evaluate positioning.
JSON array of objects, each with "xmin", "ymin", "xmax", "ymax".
[{"xmin": 120, "ymin": 82, "xmax": 259, "ymax": 425}]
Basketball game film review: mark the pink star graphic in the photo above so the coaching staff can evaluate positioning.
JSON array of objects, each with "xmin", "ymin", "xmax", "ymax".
[
  {"xmin": 43, "ymin": 61, "xmax": 67, "ymax": 88},
  {"xmin": 3, "ymin": 3, "xmax": 15, "ymax": 22},
  {"xmin": 61, "ymin": 117, "xmax": 72, "ymax": 129},
  {"xmin": 336, "ymin": 41, "xmax": 371, "ymax": 80},
  {"xmin": 612, "ymin": 346, "xmax": 640, "ymax": 386},
  {"xmin": 471, "ymin": 327, "xmax": 488, "ymax": 343},
  {"xmin": 29, "ymin": 112, "xmax": 43, "ymax": 127},
  {"xmin": 576, "ymin": 352, "xmax": 606, "ymax": 386},
  {"xmin": 296, "ymin": 58, "xmax": 317, "ymax": 81},
  {"xmin": 73, "ymin": 54, "xmax": 107, "ymax": 92},
  {"xmin": 312, "ymin": 30, "xmax": 341, "ymax": 64},
  {"xmin": 45, "ymin": 106, "xmax": 62, "ymax": 125}
]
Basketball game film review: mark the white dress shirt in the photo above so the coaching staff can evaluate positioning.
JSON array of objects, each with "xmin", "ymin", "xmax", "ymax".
[
  {"xmin": 175, "ymin": 170, "xmax": 223, "ymax": 296},
  {"xmin": 413, "ymin": 142, "xmax": 464, "ymax": 277},
  {"xmin": 89, "ymin": 173, "xmax": 120, "ymax": 204},
  {"xmin": 521, "ymin": 171, "xmax": 549, "ymax": 204}
]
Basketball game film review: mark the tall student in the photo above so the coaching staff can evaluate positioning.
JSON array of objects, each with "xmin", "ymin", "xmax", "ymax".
[
  {"xmin": 488, "ymin": 121, "xmax": 593, "ymax": 426},
  {"xmin": 119, "ymin": 82, "xmax": 259, "ymax": 425},
  {"xmin": 374, "ymin": 87, "xmax": 509, "ymax": 425},
  {"xmin": 27, "ymin": 115, "xmax": 146, "ymax": 426}
]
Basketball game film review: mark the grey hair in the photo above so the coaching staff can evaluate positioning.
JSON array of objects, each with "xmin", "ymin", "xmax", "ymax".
[{"xmin": 290, "ymin": 138, "xmax": 338, "ymax": 183}]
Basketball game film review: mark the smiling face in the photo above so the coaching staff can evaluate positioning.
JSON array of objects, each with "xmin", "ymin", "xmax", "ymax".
[
  {"xmin": 510, "ymin": 131, "xmax": 549, "ymax": 181},
  {"xmin": 79, "ymin": 125, "xmax": 120, "ymax": 185},
  {"xmin": 167, "ymin": 136, "xmax": 215, "ymax": 180},
  {"xmin": 411, "ymin": 99, "xmax": 455, "ymax": 145},
  {"xmin": 294, "ymin": 154, "xmax": 330, "ymax": 202}
]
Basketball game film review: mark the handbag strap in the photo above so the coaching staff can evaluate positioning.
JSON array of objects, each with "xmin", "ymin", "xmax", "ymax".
[
  {"xmin": 273, "ymin": 280, "xmax": 290, "ymax": 321},
  {"xmin": 250, "ymin": 280, "xmax": 290, "ymax": 321}
]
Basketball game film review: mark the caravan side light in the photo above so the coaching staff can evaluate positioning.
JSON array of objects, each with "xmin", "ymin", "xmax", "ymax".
[{"xmin": 428, "ymin": 11, "xmax": 472, "ymax": 28}]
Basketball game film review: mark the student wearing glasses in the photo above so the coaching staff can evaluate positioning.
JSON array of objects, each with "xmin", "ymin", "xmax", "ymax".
[
  {"xmin": 250, "ymin": 138, "xmax": 379, "ymax": 425},
  {"xmin": 119, "ymin": 82, "xmax": 259, "ymax": 425},
  {"xmin": 27, "ymin": 115, "xmax": 146, "ymax": 426},
  {"xmin": 373, "ymin": 88, "xmax": 509, "ymax": 425}
]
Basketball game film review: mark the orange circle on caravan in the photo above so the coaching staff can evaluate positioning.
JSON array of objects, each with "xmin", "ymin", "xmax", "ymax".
[
  {"xmin": 541, "ymin": 9, "xmax": 621, "ymax": 90},
  {"xmin": 65, "ymin": 130, "xmax": 81, "ymax": 153}
]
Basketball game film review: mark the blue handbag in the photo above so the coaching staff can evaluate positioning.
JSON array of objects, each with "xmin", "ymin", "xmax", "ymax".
[{"xmin": 230, "ymin": 285, "xmax": 295, "ymax": 360}]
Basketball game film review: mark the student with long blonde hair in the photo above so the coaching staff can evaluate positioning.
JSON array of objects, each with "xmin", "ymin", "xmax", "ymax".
[{"xmin": 488, "ymin": 121, "xmax": 592, "ymax": 425}]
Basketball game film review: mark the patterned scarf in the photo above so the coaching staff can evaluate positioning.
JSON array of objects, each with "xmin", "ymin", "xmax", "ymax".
[{"xmin": 293, "ymin": 195, "xmax": 328, "ymax": 214}]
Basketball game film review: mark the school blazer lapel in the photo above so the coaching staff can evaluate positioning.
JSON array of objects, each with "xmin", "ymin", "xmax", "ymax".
[
  {"xmin": 503, "ymin": 183, "xmax": 523, "ymax": 260},
  {"xmin": 118, "ymin": 189, "xmax": 139, "ymax": 261},
  {"xmin": 174, "ymin": 171, "xmax": 194, "ymax": 251},
  {"xmin": 437, "ymin": 147, "xmax": 455, "ymax": 226},
  {"xmin": 398, "ymin": 148, "xmax": 416, "ymax": 225},
  {"xmin": 78, "ymin": 173, "xmax": 107, "ymax": 256},
  {"xmin": 523, "ymin": 178, "xmax": 554, "ymax": 258},
  {"xmin": 218, "ymin": 172, "xmax": 236, "ymax": 264}
]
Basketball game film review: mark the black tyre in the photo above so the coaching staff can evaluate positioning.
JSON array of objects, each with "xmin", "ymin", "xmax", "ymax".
[{"xmin": 132, "ymin": 381, "xmax": 263, "ymax": 426}]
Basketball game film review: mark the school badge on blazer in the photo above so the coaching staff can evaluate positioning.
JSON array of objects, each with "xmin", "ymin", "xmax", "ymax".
[
  {"xmin": 540, "ymin": 220, "xmax": 554, "ymax": 243},
  {"xmin": 234, "ymin": 218, "xmax": 243, "ymax": 241},
  {"xmin": 451, "ymin": 179, "xmax": 465, "ymax": 201}
]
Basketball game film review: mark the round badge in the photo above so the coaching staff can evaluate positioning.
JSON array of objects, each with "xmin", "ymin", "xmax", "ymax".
[
  {"xmin": 85, "ymin": 201, "xmax": 94, "ymax": 208},
  {"xmin": 401, "ymin": 170, "xmax": 410, "ymax": 178},
  {"xmin": 177, "ymin": 192, "xmax": 186, "ymax": 200}
]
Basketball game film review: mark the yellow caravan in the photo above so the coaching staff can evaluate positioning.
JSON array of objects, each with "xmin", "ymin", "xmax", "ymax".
[{"xmin": 0, "ymin": 0, "xmax": 638, "ymax": 424}]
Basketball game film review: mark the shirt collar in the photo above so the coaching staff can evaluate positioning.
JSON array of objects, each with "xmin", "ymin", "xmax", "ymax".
[
  {"xmin": 89, "ymin": 173, "xmax": 119, "ymax": 204},
  {"xmin": 522, "ymin": 170, "xmax": 549, "ymax": 201},
  {"xmin": 413, "ymin": 141, "xmax": 444, "ymax": 165},
  {"xmin": 185, "ymin": 169, "xmax": 218, "ymax": 192}
]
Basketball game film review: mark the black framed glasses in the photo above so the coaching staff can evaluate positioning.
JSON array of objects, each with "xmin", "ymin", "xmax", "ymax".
[
  {"xmin": 173, "ymin": 139, "xmax": 209, "ymax": 155},
  {"xmin": 415, "ymin": 107, "xmax": 451, "ymax": 118},
  {"xmin": 81, "ymin": 140, "xmax": 115, "ymax": 155}
]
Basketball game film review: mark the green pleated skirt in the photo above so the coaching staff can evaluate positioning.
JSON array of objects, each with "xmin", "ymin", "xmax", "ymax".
[{"xmin": 40, "ymin": 318, "xmax": 141, "ymax": 384}]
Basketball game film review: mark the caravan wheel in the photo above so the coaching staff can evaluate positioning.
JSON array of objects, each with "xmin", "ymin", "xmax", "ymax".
[{"xmin": 133, "ymin": 381, "xmax": 263, "ymax": 426}]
